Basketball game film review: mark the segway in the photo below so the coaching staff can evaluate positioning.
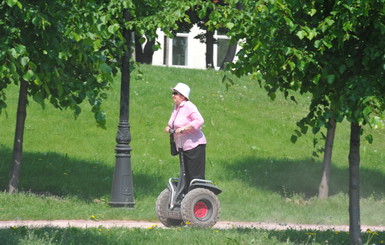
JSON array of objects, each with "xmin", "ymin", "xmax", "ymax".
[{"xmin": 156, "ymin": 134, "xmax": 221, "ymax": 228}]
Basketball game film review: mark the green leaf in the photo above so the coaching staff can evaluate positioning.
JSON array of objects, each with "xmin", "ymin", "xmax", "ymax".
[
  {"xmin": 307, "ymin": 30, "xmax": 317, "ymax": 40},
  {"xmin": 122, "ymin": 1, "xmax": 134, "ymax": 9},
  {"xmin": 139, "ymin": 37, "xmax": 146, "ymax": 44},
  {"xmin": 314, "ymin": 40, "xmax": 321, "ymax": 48},
  {"xmin": 28, "ymin": 61, "xmax": 37, "ymax": 70},
  {"xmin": 33, "ymin": 76, "xmax": 42, "ymax": 86},
  {"xmin": 20, "ymin": 57, "xmax": 29, "ymax": 67},
  {"xmin": 313, "ymin": 74, "xmax": 321, "ymax": 85},
  {"xmin": 308, "ymin": 9, "xmax": 317, "ymax": 17},
  {"xmin": 6, "ymin": 0, "xmax": 18, "ymax": 7},
  {"xmin": 10, "ymin": 48, "xmax": 18, "ymax": 59},
  {"xmin": 327, "ymin": 74, "xmax": 335, "ymax": 84},
  {"xmin": 296, "ymin": 30, "xmax": 306, "ymax": 40},
  {"xmin": 72, "ymin": 32, "xmax": 81, "ymax": 42},
  {"xmin": 152, "ymin": 43, "xmax": 160, "ymax": 52},
  {"xmin": 23, "ymin": 70, "xmax": 34, "ymax": 81},
  {"xmin": 16, "ymin": 44, "xmax": 26, "ymax": 55},
  {"xmin": 99, "ymin": 63, "xmax": 112, "ymax": 73},
  {"xmin": 93, "ymin": 39, "xmax": 102, "ymax": 51},
  {"xmin": 33, "ymin": 93, "xmax": 45, "ymax": 105},
  {"xmin": 95, "ymin": 110, "xmax": 106, "ymax": 129},
  {"xmin": 343, "ymin": 21, "xmax": 352, "ymax": 31},
  {"xmin": 288, "ymin": 61, "xmax": 296, "ymax": 71},
  {"xmin": 363, "ymin": 106, "xmax": 371, "ymax": 118},
  {"xmin": 325, "ymin": 18, "xmax": 335, "ymax": 26},
  {"xmin": 322, "ymin": 40, "xmax": 333, "ymax": 49},
  {"xmin": 338, "ymin": 65, "xmax": 347, "ymax": 74},
  {"xmin": 108, "ymin": 23, "xmax": 120, "ymax": 34},
  {"xmin": 225, "ymin": 22, "xmax": 235, "ymax": 30},
  {"xmin": 365, "ymin": 134, "xmax": 373, "ymax": 144}
]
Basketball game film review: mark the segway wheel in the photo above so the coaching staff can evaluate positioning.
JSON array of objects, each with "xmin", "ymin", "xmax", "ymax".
[
  {"xmin": 156, "ymin": 188, "xmax": 184, "ymax": 227},
  {"xmin": 181, "ymin": 188, "xmax": 220, "ymax": 228}
]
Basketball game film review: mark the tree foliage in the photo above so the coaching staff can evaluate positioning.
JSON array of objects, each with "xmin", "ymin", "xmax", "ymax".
[
  {"xmin": 214, "ymin": 0, "xmax": 385, "ymax": 243},
  {"xmin": 217, "ymin": 0, "xmax": 385, "ymax": 134},
  {"xmin": 1, "ymin": 0, "xmax": 204, "ymax": 123},
  {"xmin": 0, "ymin": 0, "xmax": 126, "ymax": 126},
  {"xmin": 1, "ymin": 0, "xmax": 204, "ymax": 193}
]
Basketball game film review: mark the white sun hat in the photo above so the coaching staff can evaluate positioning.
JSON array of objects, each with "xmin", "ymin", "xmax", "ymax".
[{"xmin": 171, "ymin": 83, "xmax": 190, "ymax": 100}]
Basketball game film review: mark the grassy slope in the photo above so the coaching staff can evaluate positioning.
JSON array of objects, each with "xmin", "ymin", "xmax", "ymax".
[{"xmin": 0, "ymin": 64, "xmax": 384, "ymax": 225}]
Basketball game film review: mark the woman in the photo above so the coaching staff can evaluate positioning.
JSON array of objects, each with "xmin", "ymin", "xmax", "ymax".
[{"xmin": 164, "ymin": 83, "xmax": 207, "ymax": 184}]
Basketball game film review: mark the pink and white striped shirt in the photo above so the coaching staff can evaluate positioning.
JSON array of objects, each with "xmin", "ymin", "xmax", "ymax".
[{"xmin": 168, "ymin": 101, "xmax": 206, "ymax": 151}]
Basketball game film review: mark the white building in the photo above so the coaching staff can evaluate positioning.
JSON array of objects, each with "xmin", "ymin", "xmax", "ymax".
[{"xmin": 152, "ymin": 25, "xmax": 238, "ymax": 70}]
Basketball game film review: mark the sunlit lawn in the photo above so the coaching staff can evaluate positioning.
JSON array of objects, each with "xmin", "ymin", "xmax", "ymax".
[{"xmin": 0, "ymin": 65, "xmax": 384, "ymax": 244}]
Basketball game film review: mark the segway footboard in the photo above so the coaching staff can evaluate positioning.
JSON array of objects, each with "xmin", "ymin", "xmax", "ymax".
[
  {"xmin": 166, "ymin": 207, "xmax": 183, "ymax": 220},
  {"xmin": 188, "ymin": 179, "xmax": 222, "ymax": 195}
]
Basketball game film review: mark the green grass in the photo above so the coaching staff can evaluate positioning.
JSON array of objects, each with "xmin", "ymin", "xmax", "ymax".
[
  {"xmin": 0, "ymin": 64, "xmax": 385, "ymax": 227},
  {"xmin": 0, "ymin": 226, "xmax": 384, "ymax": 245}
]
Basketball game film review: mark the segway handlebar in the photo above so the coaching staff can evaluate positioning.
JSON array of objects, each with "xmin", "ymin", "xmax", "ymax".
[
  {"xmin": 175, "ymin": 133, "xmax": 184, "ymax": 150},
  {"xmin": 168, "ymin": 128, "xmax": 176, "ymax": 134}
]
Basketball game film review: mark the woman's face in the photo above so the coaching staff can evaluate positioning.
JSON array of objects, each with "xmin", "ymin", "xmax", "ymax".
[{"xmin": 172, "ymin": 90, "xmax": 186, "ymax": 105}]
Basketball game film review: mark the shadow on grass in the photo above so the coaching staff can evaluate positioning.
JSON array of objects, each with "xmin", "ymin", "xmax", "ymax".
[
  {"xmin": 0, "ymin": 146, "xmax": 164, "ymax": 201},
  {"xmin": 223, "ymin": 156, "xmax": 385, "ymax": 198},
  {"xmin": 1, "ymin": 145, "xmax": 383, "ymax": 201},
  {"xmin": 0, "ymin": 226, "xmax": 383, "ymax": 245}
]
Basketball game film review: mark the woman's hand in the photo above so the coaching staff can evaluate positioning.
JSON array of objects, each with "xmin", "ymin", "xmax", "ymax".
[
  {"xmin": 165, "ymin": 126, "xmax": 171, "ymax": 133},
  {"xmin": 176, "ymin": 125, "xmax": 192, "ymax": 134}
]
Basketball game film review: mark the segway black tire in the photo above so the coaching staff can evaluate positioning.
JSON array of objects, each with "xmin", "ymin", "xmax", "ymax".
[
  {"xmin": 156, "ymin": 188, "xmax": 184, "ymax": 227},
  {"xmin": 181, "ymin": 188, "xmax": 220, "ymax": 228}
]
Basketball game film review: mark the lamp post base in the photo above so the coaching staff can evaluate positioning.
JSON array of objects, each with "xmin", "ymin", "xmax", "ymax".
[
  {"xmin": 109, "ymin": 121, "xmax": 135, "ymax": 208},
  {"xmin": 108, "ymin": 201, "xmax": 135, "ymax": 209}
]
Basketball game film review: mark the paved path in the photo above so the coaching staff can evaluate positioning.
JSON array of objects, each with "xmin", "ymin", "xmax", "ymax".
[{"xmin": 0, "ymin": 220, "xmax": 384, "ymax": 232}]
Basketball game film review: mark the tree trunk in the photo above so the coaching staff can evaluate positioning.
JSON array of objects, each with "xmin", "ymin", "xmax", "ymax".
[
  {"xmin": 219, "ymin": 41, "xmax": 237, "ymax": 70},
  {"xmin": 8, "ymin": 79, "xmax": 29, "ymax": 194},
  {"xmin": 349, "ymin": 122, "xmax": 362, "ymax": 244},
  {"xmin": 206, "ymin": 30, "xmax": 214, "ymax": 69},
  {"xmin": 318, "ymin": 116, "xmax": 336, "ymax": 199}
]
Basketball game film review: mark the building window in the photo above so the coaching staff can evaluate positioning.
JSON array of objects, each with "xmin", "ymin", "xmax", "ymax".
[
  {"xmin": 172, "ymin": 37, "xmax": 188, "ymax": 66},
  {"xmin": 216, "ymin": 38, "xmax": 230, "ymax": 67}
]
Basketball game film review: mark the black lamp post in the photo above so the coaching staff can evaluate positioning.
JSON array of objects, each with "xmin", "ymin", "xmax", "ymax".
[{"xmin": 109, "ymin": 9, "xmax": 135, "ymax": 208}]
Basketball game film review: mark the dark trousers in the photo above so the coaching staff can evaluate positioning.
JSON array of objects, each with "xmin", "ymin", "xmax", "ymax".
[{"xmin": 183, "ymin": 144, "xmax": 206, "ymax": 186}]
